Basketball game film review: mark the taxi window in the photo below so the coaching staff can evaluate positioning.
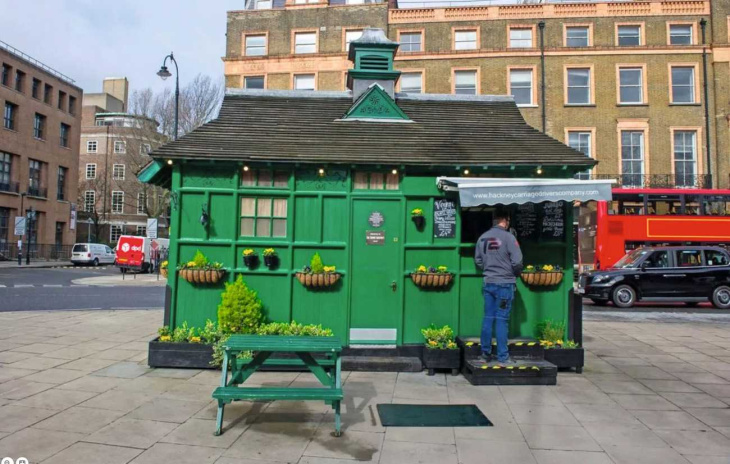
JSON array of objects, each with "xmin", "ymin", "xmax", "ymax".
[
  {"xmin": 645, "ymin": 251, "xmax": 669, "ymax": 268},
  {"xmin": 705, "ymin": 250, "xmax": 729, "ymax": 266},
  {"xmin": 676, "ymin": 250, "xmax": 703, "ymax": 267}
]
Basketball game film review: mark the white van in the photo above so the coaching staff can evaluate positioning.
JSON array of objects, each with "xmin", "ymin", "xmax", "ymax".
[{"xmin": 71, "ymin": 243, "xmax": 116, "ymax": 266}]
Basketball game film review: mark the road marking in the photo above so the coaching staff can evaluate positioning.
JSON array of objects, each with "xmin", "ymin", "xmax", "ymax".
[
  {"xmin": 43, "ymin": 284, "xmax": 63, "ymax": 288},
  {"xmin": 70, "ymin": 285, "xmax": 89, "ymax": 288},
  {"xmin": 0, "ymin": 285, "xmax": 6, "ymax": 288},
  {"xmin": 14, "ymin": 284, "xmax": 33, "ymax": 288}
]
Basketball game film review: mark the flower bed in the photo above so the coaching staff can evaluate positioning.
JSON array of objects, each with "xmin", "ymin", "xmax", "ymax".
[
  {"xmin": 537, "ymin": 319, "xmax": 583, "ymax": 373},
  {"xmin": 421, "ymin": 324, "xmax": 460, "ymax": 375}
]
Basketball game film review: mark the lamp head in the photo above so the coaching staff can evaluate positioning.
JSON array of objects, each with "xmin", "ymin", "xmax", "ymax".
[{"xmin": 157, "ymin": 66, "xmax": 172, "ymax": 80}]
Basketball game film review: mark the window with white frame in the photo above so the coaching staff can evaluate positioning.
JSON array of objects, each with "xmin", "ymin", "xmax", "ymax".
[
  {"xmin": 294, "ymin": 74, "xmax": 315, "ymax": 91},
  {"xmin": 669, "ymin": 24, "xmax": 693, "ymax": 45},
  {"xmin": 345, "ymin": 30, "xmax": 363, "ymax": 51},
  {"xmin": 245, "ymin": 76, "xmax": 265, "ymax": 89},
  {"xmin": 84, "ymin": 190, "xmax": 96, "ymax": 213},
  {"xmin": 566, "ymin": 26, "xmax": 590, "ymax": 47},
  {"xmin": 454, "ymin": 70, "xmax": 477, "ymax": 95},
  {"xmin": 618, "ymin": 67, "xmax": 644, "ymax": 104},
  {"xmin": 353, "ymin": 171, "xmax": 400, "ymax": 190},
  {"xmin": 400, "ymin": 32, "xmax": 422, "ymax": 52},
  {"xmin": 141, "ymin": 144, "xmax": 151, "ymax": 155},
  {"xmin": 566, "ymin": 68, "xmax": 591, "ymax": 104},
  {"xmin": 454, "ymin": 30, "xmax": 477, "ymax": 50},
  {"xmin": 617, "ymin": 25, "xmax": 641, "ymax": 46},
  {"xmin": 240, "ymin": 197, "xmax": 288, "ymax": 237},
  {"xmin": 245, "ymin": 35, "xmax": 267, "ymax": 56},
  {"xmin": 85, "ymin": 163, "xmax": 96, "ymax": 180},
  {"xmin": 400, "ymin": 72, "xmax": 423, "ymax": 93},
  {"xmin": 112, "ymin": 164, "xmax": 125, "ymax": 180},
  {"xmin": 137, "ymin": 193, "xmax": 147, "ymax": 215},
  {"xmin": 671, "ymin": 66, "xmax": 696, "ymax": 103},
  {"xmin": 114, "ymin": 141, "xmax": 126, "ymax": 154},
  {"xmin": 674, "ymin": 130, "xmax": 697, "ymax": 187},
  {"xmin": 136, "ymin": 225, "xmax": 147, "ymax": 236},
  {"xmin": 254, "ymin": 0, "xmax": 272, "ymax": 9},
  {"xmin": 294, "ymin": 32, "xmax": 316, "ymax": 54},
  {"xmin": 346, "ymin": 0, "xmax": 365, "ymax": 4},
  {"xmin": 509, "ymin": 69, "xmax": 533, "ymax": 106},
  {"xmin": 621, "ymin": 131, "xmax": 645, "ymax": 187},
  {"xmin": 111, "ymin": 191, "xmax": 124, "ymax": 214},
  {"xmin": 509, "ymin": 28, "xmax": 533, "ymax": 48},
  {"xmin": 110, "ymin": 225, "xmax": 122, "ymax": 242},
  {"xmin": 86, "ymin": 140, "xmax": 97, "ymax": 153},
  {"xmin": 568, "ymin": 131, "xmax": 593, "ymax": 180}
]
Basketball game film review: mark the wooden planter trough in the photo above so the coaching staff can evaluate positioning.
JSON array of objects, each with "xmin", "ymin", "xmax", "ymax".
[
  {"xmin": 520, "ymin": 271, "xmax": 563, "ymax": 287},
  {"xmin": 179, "ymin": 268, "xmax": 226, "ymax": 285},
  {"xmin": 422, "ymin": 348, "xmax": 461, "ymax": 376},
  {"xmin": 296, "ymin": 272, "xmax": 341, "ymax": 288},
  {"xmin": 148, "ymin": 338, "xmax": 215, "ymax": 369},
  {"xmin": 411, "ymin": 273, "xmax": 454, "ymax": 288},
  {"xmin": 543, "ymin": 347, "xmax": 584, "ymax": 373}
]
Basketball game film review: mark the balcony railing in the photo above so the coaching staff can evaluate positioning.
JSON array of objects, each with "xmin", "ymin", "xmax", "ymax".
[
  {"xmin": 590, "ymin": 174, "xmax": 713, "ymax": 189},
  {"xmin": 26, "ymin": 186, "xmax": 48, "ymax": 198},
  {"xmin": 0, "ymin": 181, "xmax": 20, "ymax": 194}
]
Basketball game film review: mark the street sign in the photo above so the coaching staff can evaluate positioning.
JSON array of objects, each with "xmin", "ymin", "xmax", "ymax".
[
  {"xmin": 14, "ymin": 217, "xmax": 26, "ymax": 236},
  {"xmin": 69, "ymin": 203, "xmax": 77, "ymax": 230},
  {"xmin": 147, "ymin": 218, "xmax": 158, "ymax": 238}
]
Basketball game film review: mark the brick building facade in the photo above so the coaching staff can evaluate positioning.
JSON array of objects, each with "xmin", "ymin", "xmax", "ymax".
[{"xmin": 223, "ymin": 0, "xmax": 730, "ymax": 188}]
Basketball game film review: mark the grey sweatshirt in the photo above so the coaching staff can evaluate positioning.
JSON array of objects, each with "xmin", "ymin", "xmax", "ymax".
[{"xmin": 474, "ymin": 225, "xmax": 524, "ymax": 284}]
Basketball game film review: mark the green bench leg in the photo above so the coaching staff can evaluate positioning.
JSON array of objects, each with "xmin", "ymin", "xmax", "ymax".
[
  {"xmin": 333, "ymin": 400, "xmax": 341, "ymax": 437},
  {"xmin": 215, "ymin": 400, "xmax": 225, "ymax": 436}
]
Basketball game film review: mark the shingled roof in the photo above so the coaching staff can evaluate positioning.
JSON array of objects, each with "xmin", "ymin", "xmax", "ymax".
[{"xmin": 149, "ymin": 89, "xmax": 596, "ymax": 168}]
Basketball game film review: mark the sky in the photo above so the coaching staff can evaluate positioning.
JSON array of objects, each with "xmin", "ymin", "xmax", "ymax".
[{"xmin": 2, "ymin": 0, "xmax": 242, "ymax": 95}]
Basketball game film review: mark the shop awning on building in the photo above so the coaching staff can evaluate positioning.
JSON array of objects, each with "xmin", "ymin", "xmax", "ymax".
[{"xmin": 437, "ymin": 177, "xmax": 615, "ymax": 207}]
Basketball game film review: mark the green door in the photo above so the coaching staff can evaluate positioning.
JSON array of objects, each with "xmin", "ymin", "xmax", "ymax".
[{"xmin": 349, "ymin": 199, "xmax": 402, "ymax": 345}]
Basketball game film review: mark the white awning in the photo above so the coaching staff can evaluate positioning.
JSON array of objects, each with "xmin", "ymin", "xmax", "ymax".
[{"xmin": 437, "ymin": 177, "xmax": 615, "ymax": 207}]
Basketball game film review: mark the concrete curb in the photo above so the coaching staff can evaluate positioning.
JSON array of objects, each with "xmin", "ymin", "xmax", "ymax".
[{"xmin": 71, "ymin": 275, "xmax": 167, "ymax": 287}]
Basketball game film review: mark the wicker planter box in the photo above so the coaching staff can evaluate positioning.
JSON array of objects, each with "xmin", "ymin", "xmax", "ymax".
[
  {"xmin": 148, "ymin": 338, "xmax": 215, "ymax": 369},
  {"xmin": 179, "ymin": 268, "xmax": 226, "ymax": 285},
  {"xmin": 520, "ymin": 271, "xmax": 563, "ymax": 287},
  {"xmin": 160, "ymin": 268, "xmax": 168, "ymax": 278},
  {"xmin": 410, "ymin": 273, "xmax": 454, "ymax": 288},
  {"xmin": 296, "ymin": 272, "xmax": 341, "ymax": 288},
  {"xmin": 422, "ymin": 348, "xmax": 461, "ymax": 376},
  {"xmin": 543, "ymin": 347, "xmax": 584, "ymax": 373}
]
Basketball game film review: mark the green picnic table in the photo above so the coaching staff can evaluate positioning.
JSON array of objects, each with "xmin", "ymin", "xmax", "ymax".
[{"xmin": 212, "ymin": 335, "xmax": 344, "ymax": 436}]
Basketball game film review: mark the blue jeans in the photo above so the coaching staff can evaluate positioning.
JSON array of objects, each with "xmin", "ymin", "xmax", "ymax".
[{"xmin": 481, "ymin": 283, "xmax": 515, "ymax": 362}]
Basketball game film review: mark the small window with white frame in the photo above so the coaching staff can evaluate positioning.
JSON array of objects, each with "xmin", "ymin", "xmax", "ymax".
[
  {"xmin": 509, "ymin": 68, "xmax": 534, "ymax": 106},
  {"xmin": 137, "ymin": 193, "xmax": 147, "ymax": 215},
  {"xmin": 112, "ymin": 164, "xmax": 125, "ymax": 180},
  {"xmin": 293, "ymin": 74, "xmax": 315, "ymax": 91},
  {"xmin": 111, "ymin": 191, "xmax": 124, "ymax": 214},
  {"xmin": 670, "ymin": 66, "xmax": 696, "ymax": 104},
  {"xmin": 245, "ymin": 76, "xmax": 265, "ymax": 89},
  {"xmin": 399, "ymin": 32, "xmax": 422, "ymax": 52},
  {"xmin": 136, "ymin": 225, "xmax": 147, "ymax": 236},
  {"xmin": 114, "ymin": 140, "xmax": 126, "ymax": 154},
  {"xmin": 674, "ymin": 130, "xmax": 698, "ymax": 188},
  {"xmin": 454, "ymin": 29, "xmax": 477, "ymax": 50},
  {"xmin": 669, "ymin": 24, "xmax": 693, "ymax": 45},
  {"xmin": 84, "ymin": 190, "xmax": 96, "ymax": 213},
  {"xmin": 617, "ymin": 25, "xmax": 642, "ymax": 46},
  {"xmin": 110, "ymin": 225, "xmax": 122, "ymax": 242},
  {"xmin": 87, "ymin": 140, "xmax": 97, "ymax": 153},
  {"xmin": 254, "ymin": 0, "xmax": 271, "ymax": 9},
  {"xmin": 454, "ymin": 70, "xmax": 477, "ymax": 95},
  {"xmin": 568, "ymin": 131, "xmax": 593, "ymax": 180},
  {"xmin": 618, "ymin": 67, "xmax": 644, "ymax": 104},
  {"xmin": 346, "ymin": 0, "xmax": 365, "ymax": 4},
  {"xmin": 345, "ymin": 30, "xmax": 363, "ymax": 51},
  {"xmin": 294, "ymin": 32, "xmax": 317, "ymax": 54},
  {"xmin": 565, "ymin": 26, "xmax": 590, "ymax": 47},
  {"xmin": 245, "ymin": 34, "xmax": 267, "ymax": 56},
  {"xmin": 509, "ymin": 27, "xmax": 533, "ymax": 48},
  {"xmin": 400, "ymin": 72, "xmax": 423, "ymax": 93},
  {"xmin": 353, "ymin": 171, "xmax": 400, "ymax": 190},
  {"xmin": 566, "ymin": 67, "xmax": 592, "ymax": 105},
  {"xmin": 85, "ymin": 163, "xmax": 96, "ymax": 180}
]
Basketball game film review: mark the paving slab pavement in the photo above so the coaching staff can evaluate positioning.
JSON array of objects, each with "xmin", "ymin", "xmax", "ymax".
[{"xmin": 0, "ymin": 309, "xmax": 729, "ymax": 463}]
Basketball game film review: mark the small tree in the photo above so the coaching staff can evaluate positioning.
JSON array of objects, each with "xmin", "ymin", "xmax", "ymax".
[{"xmin": 217, "ymin": 275, "xmax": 264, "ymax": 334}]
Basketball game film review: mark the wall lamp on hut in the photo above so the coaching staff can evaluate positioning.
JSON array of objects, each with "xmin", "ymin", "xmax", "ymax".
[{"xmin": 200, "ymin": 205, "xmax": 210, "ymax": 228}]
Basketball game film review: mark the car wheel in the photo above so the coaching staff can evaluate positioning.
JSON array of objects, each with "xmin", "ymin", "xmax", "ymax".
[
  {"xmin": 591, "ymin": 299, "xmax": 609, "ymax": 306},
  {"xmin": 93, "ymin": 258, "xmax": 99, "ymax": 267},
  {"xmin": 711, "ymin": 286, "xmax": 730, "ymax": 309},
  {"xmin": 612, "ymin": 284, "xmax": 636, "ymax": 308}
]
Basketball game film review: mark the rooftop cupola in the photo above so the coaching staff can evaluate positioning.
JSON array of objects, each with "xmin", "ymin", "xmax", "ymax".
[{"xmin": 347, "ymin": 28, "xmax": 401, "ymax": 101}]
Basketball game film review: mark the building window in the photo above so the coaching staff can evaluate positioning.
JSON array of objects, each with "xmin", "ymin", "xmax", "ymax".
[
  {"xmin": 1, "ymin": 63, "xmax": 10, "ymax": 86},
  {"xmin": 669, "ymin": 24, "xmax": 693, "ymax": 45},
  {"xmin": 674, "ymin": 130, "xmax": 697, "ymax": 187},
  {"xmin": 141, "ymin": 143, "xmax": 151, "ymax": 155},
  {"xmin": 621, "ymin": 131, "xmax": 645, "ymax": 187},
  {"xmin": 294, "ymin": 32, "xmax": 317, "ymax": 54},
  {"xmin": 345, "ymin": 30, "xmax": 363, "ymax": 51},
  {"xmin": 617, "ymin": 25, "xmax": 642, "ymax": 46},
  {"xmin": 33, "ymin": 113, "xmax": 46, "ymax": 139},
  {"xmin": 3, "ymin": 102, "xmax": 17, "ymax": 130},
  {"xmin": 28, "ymin": 159, "xmax": 42, "ymax": 197},
  {"xmin": 400, "ymin": 72, "xmax": 423, "ymax": 93},
  {"xmin": 15, "ymin": 70, "xmax": 25, "ymax": 92},
  {"xmin": 454, "ymin": 29, "xmax": 477, "ymax": 50},
  {"xmin": 0, "ymin": 207, "xmax": 9, "ymax": 247},
  {"xmin": 671, "ymin": 66, "xmax": 696, "ymax": 104},
  {"xmin": 60, "ymin": 123, "xmax": 70, "ymax": 147},
  {"xmin": 44, "ymin": 84, "xmax": 52, "ymax": 104},
  {"xmin": 568, "ymin": 131, "xmax": 593, "ymax": 180},
  {"xmin": 244, "ymin": 76, "xmax": 265, "ymax": 89},
  {"xmin": 509, "ymin": 68, "xmax": 534, "ymax": 106},
  {"xmin": 112, "ymin": 164, "xmax": 125, "ymax": 181},
  {"xmin": 254, "ymin": 0, "xmax": 272, "ymax": 9},
  {"xmin": 293, "ymin": 74, "xmax": 315, "ymax": 91},
  {"xmin": 566, "ymin": 67, "xmax": 591, "ymax": 105},
  {"xmin": 69, "ymin": 96, "xmax": 76, "ymax": 115},
  {"xmin": 618, "ymin": 67, "xmax": 644, "ymax": 104},
  {"xmin": 353, "ymin": 171, "xmax": 399, "ymax": 190},
  {"xmin": 566, "ymin": 26, "xmax": 590, "ymax": 47},
  {"xmin": 86, "ymin": 163, "xmax": 97, "ymax": 180},
  {"xmin": 0, "ymin": 152, "xmax": 12, "ymax": 192},
  {"xmin": 137, "ymin": 193, "xmax": 147, "ymax": 215},
  {"xmin": 84, "ymin": 190, "xmax": 96, "ymax": 213},
  {"xmin": 241, "ymin": 168, "xmax": 289, "ymax": 187},
  {"xmin": 346, "ymin": 0, "xmax": 365, "ymax": 4},
  {"xmin": 31, "ymin": 78, "xmax": 41, "ymax": 99},
  {"xmin": 245, "ymin": 34, "xmax": 267, "ymax": 56},
  {"xmin": 57, "ymin": 166, "xmax": 67, "ymax": 201},
  {"xmin": 509, "ymin": 27, "xmax": 533, "ymax": 48},
  {"xmin": 58, "ymin": 91, "xmax": 67, "ymax": 111},
  {"xmin": 400, "ymin": 32, "xmax": 422, "ymax": 52},
  {"xmin": 136, "ymin": 225, "xmax": 147, "ymax": 236},
  {"xmin": 87, "ymin": 140, "xmax": 98, "ymax": 153},
  {"xmin": 110, "ymin": 225, "xmax": 122, "ymax": 242},
  {"xmin": 111, "ymin": 191, "xmax": 124, "ymax": 214},
  {"xmin": 454, "ymin": 70, "xmax": 477, "ymax": 95},
  {"xmin": 240, "ymin": 197, "xmax": 288, "ymax": 237},
  {"xmin": 114, "ymin": 140, "xmax": 126, "ymax": 153}
]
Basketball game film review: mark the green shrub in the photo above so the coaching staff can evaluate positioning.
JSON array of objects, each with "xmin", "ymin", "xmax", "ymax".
[
  {"xmin": 310, "ymin": 253, "xmax": 325, "ymax": 274},
  {"xmin": 536, "ymin": 319, "xmax": 565, "ymax": 344},
  {"xmin": 172, "ymin": 322, "xmax": 195, "ymax": 343},
  {"xmin": 217, "ymin": 275, "xmax": 264, "ymax": 334},
  {"xmin": 421, "ymin": 324, "xmax": 457, "ymax": 349},
  {"xmin": 192, "ymin": 250, "xmax": 209, "ymax": 268},
  {"xmin": 256, "ymin": 321, "xmax": 333, "ymax": 337}
]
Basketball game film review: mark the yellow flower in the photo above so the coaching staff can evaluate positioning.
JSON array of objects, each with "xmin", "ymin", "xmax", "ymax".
[
  {"xmin": 555, "ymin": 339, "xmax": 563, "ymax": 345},
  {"xmin": 160, "ymin": 335, "xmax": 171, "ymax": 342},
  {"xmin": 160, "ymin": 261, "xmax": 168, "ymax": 269},
  {"xmin": 428, "ymin": 340, "xmax": 438, "ymax": 346},
  {"xmin": 411, "ymin": 208, "xmax": 423, "ymax": 216},
  {"xmin": 465, "ymin": 342, "xmax": 474, "ymax": 347},
  {"xmin": 323, "ymin": 266, "xmax": 336, "ymax": 273},
  {"xmin": 542, "ymin": 264, "xmax": 554, "ymax": 271},
  {"xmin": 243, "ymin": 249, "xmax": 255, "ymax": 256},
  {"xmin": 417, "ymin": 265, "xmax": 427, "ymax": 273},
  {"xmin": 190, "ymin": 336, "xmax": 201, "ymax": 343},
  {"xmin": 186, "ymin": 261, "xmax": 196, "ymax": 267},
  {"xmin": 437, "ymin": 266, "xmax": 448, "ymax": 273}
]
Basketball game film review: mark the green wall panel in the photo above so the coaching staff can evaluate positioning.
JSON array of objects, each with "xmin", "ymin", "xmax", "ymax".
[
  {"xmin": 459, "ymin": 277, "xmax": 484, "ymax": 338},
  {"xmin": 174, "ymin": 278, "xmax": 225, "ymax": 329},
  {"xmin": 405, "ymin": 199, "xmax": 431, "ymax": 245},
  {"xmin": 235, "ymin": 245, "xmax": 291, "ymax": 272},
  {"xmin": 232, "ymin": 273, "xmax": 291, "ymax": 324},
  {"xmin": 179, "ymin": 193, "xmax": 207, "ymax": 239},
  {"xmin": 183, "ymin": 166, "xmax": 236, "ymax": 189},
  {"xmin": 209, "ymin": 193, "xmax": 236, "ymax": 240},
  {"xmin": 322, "ymin": 197, "xmax": 348, "ymax": 243},
  {"xmin": 295, "ymin": 169, "xmax": 348, "ymax": 192},
  {"xmin": 294, "ymin": 196, "xmax": 321, "ymax": 242},
  {"xmin": 293, "ymin": 248, "xmax": 345, "ymax": 271},
  {"xmin": 291, "ymin": 283, "xmax": 348, "ymax": 339},
  {"xmin": 403, "ymin": 281, "xmax": 458, "ymax": 344}
]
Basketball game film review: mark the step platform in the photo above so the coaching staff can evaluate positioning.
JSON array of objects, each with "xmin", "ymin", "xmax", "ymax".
[
  {"xmin": 456, "ymin": 337, "xmax": 545, "ymax": 360},
  {"xmin": 462, "ymin": 357, "xmax": 557, "ymax": 386},
  {"xmin": 342, "ymin": 355, "xmax": 422, "ymax": 372}
]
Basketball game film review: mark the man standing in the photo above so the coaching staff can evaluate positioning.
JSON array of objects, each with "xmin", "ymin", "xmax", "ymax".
[{"xmin": 474, "ymin": 209, "xmax": 523, "ymax": 364}]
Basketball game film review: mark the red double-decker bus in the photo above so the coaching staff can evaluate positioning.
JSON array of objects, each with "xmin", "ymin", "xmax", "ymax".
[{"xmin": 577, "ymin": 188, "xmax": 730, "ymax": 272}]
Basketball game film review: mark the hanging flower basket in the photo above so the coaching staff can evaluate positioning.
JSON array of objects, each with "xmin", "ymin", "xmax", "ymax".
[
  {"xmin": 160, "ymin": 268, "xmax": 168, "ymax": 278},
  {"xmin": 180, "ymin": 268, "xmax": 227, "ymax": 285},
  {"xmin": 411, "ymin": 272, "xmax": 454, "ymax": 288},
  {"xmin": 521, "ymin": 271, "xmax": 563, "ymax": 286},
  {"xmin": 296, "ymin": 272, "xmax": 341, "ymax": 288}
]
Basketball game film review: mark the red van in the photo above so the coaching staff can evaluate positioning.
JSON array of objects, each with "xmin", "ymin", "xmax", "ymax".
[{"xmin": 115, "ymin": 235, "xmax": 169, "ymax": 272}]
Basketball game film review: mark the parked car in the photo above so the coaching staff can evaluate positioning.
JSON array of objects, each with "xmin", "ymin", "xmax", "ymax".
[
  {"xmin": 70, "ymin": 243, "xmax": 116, "ymax": 266},
  {"xmin": 115, "ymin": 235, "xmax": 169, "ymax": 273},
  {"xmin": 578, "ymin": 246, "xmax": 730, "ymax": 309}
]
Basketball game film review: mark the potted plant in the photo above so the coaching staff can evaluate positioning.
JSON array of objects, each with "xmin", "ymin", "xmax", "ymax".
[
  {"xmin": 242, "ymin": 249, "xmax": 258, "ymax": 268},
  {"xmin": 263, "ymin": 248, "xmax": 278, "ymax": 268},
  {"xmin": 537, "ymin": 319, "xmax": 584, "ymax": 373},
  {"xmin": 160, "ymin": 260, "xmax": 169, "ymax": 278},
  {"xmin": 295, "ymin": 253, "xmax": 340, "ymax": 288},
  {"xmin": 421, "ymin": 324, "xmax": 460, "ymax": 376},
  {"xmin": 521, "ymin": 264, "xmax": 564, "ymax": 286},
  {"xmin": 178, "ymin": 250, "xmax": 226, "ymax": 284},
  {"xmin": 411, "ymin": 208, "xmax": 425, "ymax": 229},
  {"xmin": 149, "ymin": 320, "xmax": 219, "ymax": 369},
  {"xmin": 410, "ymin": 265, "xmax": 454, "ymax": 288}
]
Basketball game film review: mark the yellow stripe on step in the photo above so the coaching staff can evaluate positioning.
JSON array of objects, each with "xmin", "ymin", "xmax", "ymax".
[{"xmin": 527, "ymin": 342, "xmax": 536, "ymax": 346}]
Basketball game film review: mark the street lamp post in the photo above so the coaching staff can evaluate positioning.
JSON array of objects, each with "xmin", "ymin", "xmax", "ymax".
[
  {"xmin": 26, "ymin": 206, "xmax": 35, "ymax": 265},
  {"xmin": 157, "ymin": 52, "xmax": 180, "ymax": 140}
]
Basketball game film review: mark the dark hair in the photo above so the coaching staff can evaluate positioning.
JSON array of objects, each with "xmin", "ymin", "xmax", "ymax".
[{"xmin": 494, "ymin": 208, "xmax": 510, "ymax": 221}]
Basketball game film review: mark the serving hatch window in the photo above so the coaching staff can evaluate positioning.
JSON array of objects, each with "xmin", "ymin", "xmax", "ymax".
[
  {"xmin": 353, "ymin": 171, "xmax": 399, "ymax": 190},
  {"xmin": 241, "ymin": 168, "xmax": 289, "ymax": 188},
  {"xmin": 241, "ymin": 197, "xmax": 288, "ymax": 237}
]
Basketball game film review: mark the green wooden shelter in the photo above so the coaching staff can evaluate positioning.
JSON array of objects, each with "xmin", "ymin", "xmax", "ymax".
[{"xmin": 140, "ymin": 28, "xmax": 609, "ymax": 346}]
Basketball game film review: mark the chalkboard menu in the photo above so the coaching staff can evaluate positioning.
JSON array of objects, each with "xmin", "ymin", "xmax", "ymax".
[
  {"xmin": 513, "ymin": 201, "xmax": 566, "ymax": 242},
  {"xmin": 434, "ymin": 199, "xmax": 457, "ymax": 238}
]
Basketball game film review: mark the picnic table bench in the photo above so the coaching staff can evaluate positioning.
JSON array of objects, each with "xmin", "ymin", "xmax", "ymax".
[{"xmin": 212, "ymin": 335, "xmax": 343, "ymax": 436}]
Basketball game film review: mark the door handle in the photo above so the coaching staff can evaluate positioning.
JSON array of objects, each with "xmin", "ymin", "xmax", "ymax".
[
  {"xmin": 390, "ymin": 281, "xmax": 397, "ymax": 292},
  {"xmin": 662, "ymin": 274, "xmax": 686, "ymax": 278}
]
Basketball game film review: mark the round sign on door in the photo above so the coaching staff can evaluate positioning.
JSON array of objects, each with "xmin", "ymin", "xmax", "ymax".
[{"xmin": 369, "ymin": 211, "xmax": 384, "ymax": 228}]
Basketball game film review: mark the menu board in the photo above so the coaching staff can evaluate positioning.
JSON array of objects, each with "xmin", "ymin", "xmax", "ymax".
[
  {"xmin": 433, "ymin": 199, "xmax": 457, "ymax": 238},
  {"xmin": 512, "ymin": 201, "xmax": 566, "ymax": 242}
]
